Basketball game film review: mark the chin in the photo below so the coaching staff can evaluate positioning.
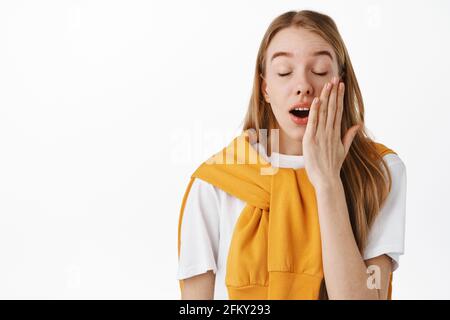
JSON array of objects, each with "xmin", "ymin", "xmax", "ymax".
[
  {"xmin": 290, "ymin": 125, "xmax": 306, "ymax": 137},
  {"xmin": 280, "ymin": 125, "xmax": 305, "ymax": 142}
]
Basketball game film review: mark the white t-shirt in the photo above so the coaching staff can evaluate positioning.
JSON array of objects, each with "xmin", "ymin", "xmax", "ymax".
[{"xmin": 177, "ymin": 142, "xmax": 407, "ymax": 300}]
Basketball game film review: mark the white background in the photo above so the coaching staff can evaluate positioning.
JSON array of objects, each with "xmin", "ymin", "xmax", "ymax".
[{"xmin": 0, "ymin": 0, "xmax": 449, "ymax": 299}]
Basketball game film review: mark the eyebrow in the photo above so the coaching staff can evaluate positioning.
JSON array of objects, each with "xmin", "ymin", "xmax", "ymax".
[{"xmin": 270, "ymin": 50, "xmax": 333, "ymax": 63}]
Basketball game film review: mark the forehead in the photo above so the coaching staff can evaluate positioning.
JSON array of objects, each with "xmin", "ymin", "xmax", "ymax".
[{"xmin": 267, "ymin": 26, "xmax": 336, "ymax": 63}]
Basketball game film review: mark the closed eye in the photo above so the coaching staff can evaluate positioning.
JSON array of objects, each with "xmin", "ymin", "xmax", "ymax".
[{"xmin": 277, "ymin": 71, "xmax": 328, "ymax": 77}]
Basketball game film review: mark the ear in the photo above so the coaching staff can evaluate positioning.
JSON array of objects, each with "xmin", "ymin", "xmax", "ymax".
[{"xmin": 260, "ymin": 74, "xmax": 270, "ymax": 103}]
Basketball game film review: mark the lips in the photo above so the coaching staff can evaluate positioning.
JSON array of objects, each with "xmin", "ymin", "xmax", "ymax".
[{"xmin": 289, "ymin": 102, "xmax": 312, "ymax": 111}]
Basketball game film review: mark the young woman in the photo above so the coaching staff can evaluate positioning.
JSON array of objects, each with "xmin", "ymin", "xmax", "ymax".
[{"xmin": 177, "ymin": 10, "xmax": 406, "ymax": 300}]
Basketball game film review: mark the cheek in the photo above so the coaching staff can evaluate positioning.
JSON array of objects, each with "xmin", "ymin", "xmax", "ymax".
[
  {"xmin": 270, "ymin": 102, "xmax": 284, "ymax": 117},
  {"xmin": 266, "ymin": 84, "xmax": 287, "ymax": 107},
  {"xmin": 314, "ymin": 79, "xmax": 331, "ymax": 95},
  {"xmin": 315, "ymin": 83, "xmax": 324, "ymax": 95}
]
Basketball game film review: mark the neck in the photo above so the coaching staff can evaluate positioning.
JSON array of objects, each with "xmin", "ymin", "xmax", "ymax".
[{"xmin": 279, "ymin": 130, "xmax": 303, "ymax": 156}]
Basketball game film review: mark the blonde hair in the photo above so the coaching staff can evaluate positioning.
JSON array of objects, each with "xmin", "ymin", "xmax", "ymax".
[{"xmin": 240, "ymin": 9, "xmax": 393, "ymax": 299}]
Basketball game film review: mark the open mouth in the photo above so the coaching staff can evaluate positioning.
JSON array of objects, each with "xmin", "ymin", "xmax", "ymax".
[{"xmin": 289, "ymin": 108, "xmax": 310, "ymax": 118}]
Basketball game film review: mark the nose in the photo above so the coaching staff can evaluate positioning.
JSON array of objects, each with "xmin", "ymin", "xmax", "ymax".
[
  {"xmin": 295, "ymin": 75, "xmax": 314, "ymax": 97},
  {"xmin": 296, "ymin": 82, "xmax": 313, "ymax": 96}
]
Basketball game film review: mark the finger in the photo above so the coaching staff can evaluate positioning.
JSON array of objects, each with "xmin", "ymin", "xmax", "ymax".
[
  {"xmin": 326, "ymin": 77, "xmax": 339, "ymax": 133},
  {"xmin": 334, "ymin": 81, "xmax": 345, "ymax": 136},
  {"xmin": 317, "ymin": 81, "xmax": 332, "ymax": 134},
  {"xmin": 343, "ymin": 124, "xmax": 360, "ymax": 156},
  {"xmin": 305, "ymin": 96, "xmax": 320, "ymax": 136}
]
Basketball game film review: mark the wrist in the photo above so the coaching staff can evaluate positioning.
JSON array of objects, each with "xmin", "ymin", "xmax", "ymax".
[{"xmin": 314, "ymin": 176, "xmax": 343, "ymax": 195}]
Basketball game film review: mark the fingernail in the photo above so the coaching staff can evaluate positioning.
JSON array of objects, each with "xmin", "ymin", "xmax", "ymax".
[
  {"xmin": 313, "ymin": 97, "xmax": 318, "ymax": 104},
  {"xmin": 326, "ymin": 82, "xmax": 332, "ymax": 90}
]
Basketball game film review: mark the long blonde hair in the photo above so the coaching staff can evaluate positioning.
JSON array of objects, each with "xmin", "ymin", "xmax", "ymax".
[{"xmin": 241, "ymin": 9, "xmax": 393, "ymax": 299}]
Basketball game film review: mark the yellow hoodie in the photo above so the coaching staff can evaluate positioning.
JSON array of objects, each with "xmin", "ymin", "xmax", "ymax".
[{"xmin": 178, "ymin": 129, "xmax": 396, "ymax": 299}]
